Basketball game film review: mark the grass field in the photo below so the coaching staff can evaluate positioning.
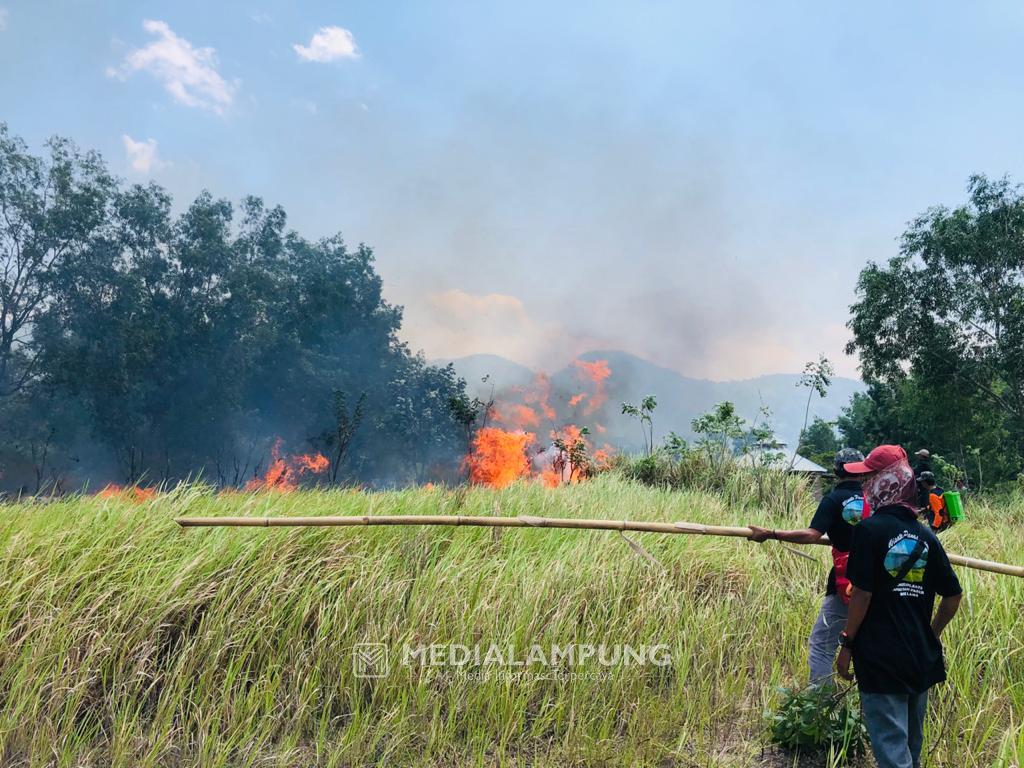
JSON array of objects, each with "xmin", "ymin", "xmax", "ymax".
[{"xmin": 1, "ymin": 475, "xmax": 1022, "ymax": 767}]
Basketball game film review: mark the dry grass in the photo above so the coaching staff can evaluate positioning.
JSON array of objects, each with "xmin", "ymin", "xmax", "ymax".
[{"xmin": 0, "ymin": 475, "xmax": 1021, "ymax": 767}]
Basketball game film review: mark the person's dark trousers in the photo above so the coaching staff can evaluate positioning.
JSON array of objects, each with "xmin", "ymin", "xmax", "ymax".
[{"xmin": 859, "ymin": 690, "xmax": 928, "ymax": 768}]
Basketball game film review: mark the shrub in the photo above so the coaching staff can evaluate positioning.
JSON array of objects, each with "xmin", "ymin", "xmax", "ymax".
[
  {"xmin": 609, "ymin": 452, "xmax": 813, "ymax": 514},
  {"xmin": 766, "ymin": 682, "xmax": 868, "ymax": 762}
]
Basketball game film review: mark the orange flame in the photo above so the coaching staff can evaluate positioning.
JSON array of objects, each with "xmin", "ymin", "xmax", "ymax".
[
  {"xmin": 593, "ymin": 444, "xmax": 615, "ymax": 469},
  {"xmin": 295, "ymin": 453, "xmax": 330, "ymax": 473},
  {"xmin": 493, "ymin": 403, "xmax": 540, "ymax": 430},
  {"xmin": 523, "ymin": 373, "xmax": 557, "ymax": 421},
  {"xmin": 247, "ymin": 439, "xmax": 329, "ymax": 492},
  {"xmin": 466, "ymin": 427, "xmax": 533, "ymax": 488},
  {"xmin": 96, "ymin": 484, "xmax": 157, "ymax": 503},
  {"xmin": 552, "ymin": 423, "xmax": 585, "ymax": 446},
  {"xmin": 572, "ymin": 359, "xmax": 611, "ymax": 384},
  {"xmin": 539, "ymin": 468, "xmax": 561, "ymax": 488},
  {"xmin": 464, "ymin": 360, "xmax": 614, "ymax": 489},
  {"xmin": 572, "ymin": 359, "xmax": 611, "ymax": 415}
]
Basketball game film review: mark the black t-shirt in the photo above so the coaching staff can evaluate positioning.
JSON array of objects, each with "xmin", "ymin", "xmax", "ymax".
[
  {"xmin": 809, "ymin": 480, "xmax": 864, "ymax": 595},
  {"xmin": 846, "ymin": 505, "xmax": 962, "ymax": 694},
  {"xmin": 914, "ymin": 460, "xmax": 933, "ymax": 508}
]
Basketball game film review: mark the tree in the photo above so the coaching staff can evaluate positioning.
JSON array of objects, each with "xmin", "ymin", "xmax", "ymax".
[
  {"xmin": 316, "ymin": 391, "xmax": 366, "ymax": 484},
  {"xmin": 745, "ymin": 405, "xmax": 785, "ymax": 468},
  {"xmin": 621, "ymin": 395, "xmax": 657, "ymax": 456},
  {"xmin": 847, "ymin": 174, "xmax": 1024, "ymax": 484},
  {"xmin": 793, "ymin": 355, "xmax": 833, "ymax": 468},
  {"xmin": 553, "ymin": 426, "xmax": 591, "ymax": 483},
  {"xmin": 0, "ymin": 126, "xmax": 472, "ymax": 492},
  {"xmin": 0, "ymin": 124, "xmax": 116, "ymax": 397},
  {"xmin": 799, "ymin": 417, "xmax": 840, "ymax": 468},
  {"xmin": 691, "ymin": 401, "xmax": 746, "ymax": 471},
  {"xmin": 448, "ymin": 376, "xmax": 495, "ymax": 467}
]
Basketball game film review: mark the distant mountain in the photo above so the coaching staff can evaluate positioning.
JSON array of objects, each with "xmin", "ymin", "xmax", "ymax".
[
  {"xmin": 441, "ymin": 350, "xmax": 864, "ymax": 451},
  {"xmin": 438, "ymin": 354, "xmax": 535, "ymax": 395}
]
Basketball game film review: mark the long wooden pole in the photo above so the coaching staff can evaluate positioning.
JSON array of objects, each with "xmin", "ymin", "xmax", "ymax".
[{"xmin": 174, "ymin": 513, "xmax": 1024, "ymax": 579}]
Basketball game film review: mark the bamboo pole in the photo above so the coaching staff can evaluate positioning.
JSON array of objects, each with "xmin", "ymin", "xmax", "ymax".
[
  {"xmin": 945, "ymin": 552, "xmax": 1024, "ymax": 577},
  {"xmin": 174, "ymin": 513, "xmax": 1024, "ymax": 579}
]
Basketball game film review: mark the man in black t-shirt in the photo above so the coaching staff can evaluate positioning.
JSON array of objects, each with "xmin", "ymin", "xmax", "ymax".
[
  {"xmin": 747, "ymin": 447, "xmax": 866, "ymax": 682},
  {"xmin": 837, "ymin": 445, "xmax": 962, "ymax": 768}
]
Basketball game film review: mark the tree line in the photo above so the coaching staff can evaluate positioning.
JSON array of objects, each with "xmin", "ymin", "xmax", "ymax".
[
  {"xmin": 0, "ymin": 125, "xmax": 476, "ymax": 493},
  {"xmin": 809, "ymin": 175, "xmax": 1024, "ymax": 490},
  {"xmin": 4, "ymin": 124, "xmax": 1022, "ymax": 493}
]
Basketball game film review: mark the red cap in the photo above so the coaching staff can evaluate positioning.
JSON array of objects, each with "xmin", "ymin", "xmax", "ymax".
[{"xmin": 842, "ymin": 444, "xmax": 908, "ymax": 474}]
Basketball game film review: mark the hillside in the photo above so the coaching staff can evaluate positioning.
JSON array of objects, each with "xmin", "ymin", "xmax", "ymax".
[{"xmin": 444, "ymin": 350, "xmax": 864, "ymax": 450}]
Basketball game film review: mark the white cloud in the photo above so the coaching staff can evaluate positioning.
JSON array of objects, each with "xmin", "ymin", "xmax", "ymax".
[
  {"xmin": 122, "ymin": 134, "xmax": 167, "ymax": 173},
  {"xmin": 293, "ymin": 26, "xmax": 360, "ymax": 62},
  {"xmin": 108, "ymin": 20, "xmax": 236, "ymax": 113},
  {"xmin": 0, "ymin": 8, "xmax": 8, "ymax": 31}
]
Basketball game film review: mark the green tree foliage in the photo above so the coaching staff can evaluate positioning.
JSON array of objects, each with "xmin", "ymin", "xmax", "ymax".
[
  {"xmin": 798, "ymin": 417, "xmax": 840, "ymax": 468},
  {"xmin": 691, "ymin": 401, "xmax": 746, "ymax": 471},
  {"xmin": 845, "ymin": 175, "xmax": 1024, "ymax": 485},
  {"xmin": 621, "ymin": 395, "xmax": 657, "ymax": 456},
  {"xmin": 0, "ymin": 126, "xmax": 118, "ymax": 399},
  {"xmin": 553, "ymin": 426, "xmax": 592, "ymax": 483},
  {"xmin": 793, "ymin": 355, "xmax": 833, "ymax": 469},
  {"xmin": 0, "ymin": 126, "xmax": 469, "ymax": 491}
]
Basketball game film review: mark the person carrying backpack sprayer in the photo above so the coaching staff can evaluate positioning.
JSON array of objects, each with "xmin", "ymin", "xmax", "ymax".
[
  {"xmin": 918, "ymin": 471, "xmax": 951, "ymax": 533},
  {"xmin": 748, "ymin": 448, "xmax": 870, "ymax": 683},
  {"xmin": 836, "ymin": 445, "xmax": 962, "ymax": 768}
]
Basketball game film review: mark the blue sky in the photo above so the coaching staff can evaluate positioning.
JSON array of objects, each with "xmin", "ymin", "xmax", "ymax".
[{"xmin": 3, "ymin": 1, "xmax": 1024, "ymax": 379}]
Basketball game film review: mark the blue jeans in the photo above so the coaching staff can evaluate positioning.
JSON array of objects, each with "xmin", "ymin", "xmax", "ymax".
[
  {"xmin": 859, "ymin": 690, "xmax": 928, "ymax": 768},
  {"xmin": 808, "ymin": 594, "xmax": 847, "ymax": 682}
]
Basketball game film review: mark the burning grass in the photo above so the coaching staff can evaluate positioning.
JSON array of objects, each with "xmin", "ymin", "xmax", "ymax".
[
  {"xmin": 96, "ymin": 483, "xmax": 159, "ymax": 503},
  {"xmin": 467, "ymin": 358, "xmax": 616, "ymax": 490},
  {"xmin": 245, "ymin": 438, "xmax": 330, "ymax": 491},
  {"xmin": 466, "ymin": 427, "xmax": 533, "ymax": 488},
  {"xmin": 0, "ymin": 476, "xmax": 1022, "ymax": 766}
]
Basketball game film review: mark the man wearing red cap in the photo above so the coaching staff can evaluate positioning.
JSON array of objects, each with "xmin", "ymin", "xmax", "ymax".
[
  {"xmin": 836, "ymin": 445, "xmax": 962, "ymax": 768},
  {"xmin": 747, "ymin": 447, "xmax": 869, "ymax": 682}
]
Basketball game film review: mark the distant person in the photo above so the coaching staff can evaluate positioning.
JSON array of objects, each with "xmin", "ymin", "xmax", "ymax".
[
  {"xmin": 836, "ymin": 445, "xmax": 962, "ymax": 768},
  {"xmin": 918, "ymin": 472, "xmax": 951, "ymax": 533},
  {"xmin": 747, "ymin": 448, "xmax": 867, "ymax": 682},
  {"xmin": 913, "ymin": 449, "xmax": 933, "ymax": 510},
  {"xmin": 913, "ymin": 448, "xmax": 932, "ymax": 474}
]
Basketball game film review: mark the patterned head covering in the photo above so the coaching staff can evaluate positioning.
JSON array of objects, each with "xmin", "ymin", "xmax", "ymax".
[{"xmin": 858, "ymin": 446, "xmax": 918, "ymax": 511}]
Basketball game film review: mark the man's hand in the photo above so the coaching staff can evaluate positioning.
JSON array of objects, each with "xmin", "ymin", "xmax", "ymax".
[
  {"xmin": 931, "ymin": 593, "xmax": 962, "ymax": 638},
  {"xmin": 836, "ymin": 647, "xmax": 854, "ymax": 681},
  {"xmin": 747, "ymin": 526, "xmax": 824, "ymax": 544}
]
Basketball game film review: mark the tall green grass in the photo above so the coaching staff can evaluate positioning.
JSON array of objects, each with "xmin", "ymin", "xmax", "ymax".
[{"xmin": 0, "ymin": 476, "xmax": 1021, "ymax": 767}]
